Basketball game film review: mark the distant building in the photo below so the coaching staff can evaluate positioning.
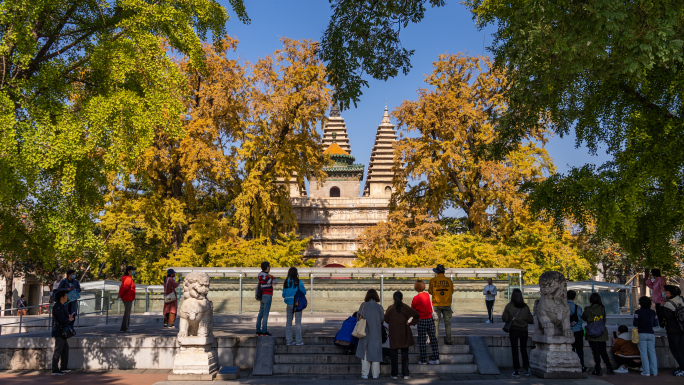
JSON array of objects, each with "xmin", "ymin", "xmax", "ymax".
[{"xmin": 285, "ymin": 104, "xmax": 400, "ymax": 266}]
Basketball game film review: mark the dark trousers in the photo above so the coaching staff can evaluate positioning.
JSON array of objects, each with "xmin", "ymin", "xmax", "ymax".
[
  {"xmin": 655, "ymin": 303, "xmax": 665, "ymax": 328},
  {"xmin": 571, "ymin": 330, "xmax": 585, "ymax": 367},
  {"xmin": 509, "ymin": 328, "xmax": 529, "ymax": 371},
  {"xmin": 589, "ymin": 341, "xmax": 612, "ymax": 371},
  {"xmin": 485, "ymin": 300, "xmax": 495, "ymax": 322},
  {"xmin": 390, "ymin": 348, "xmax": 409, "ymax": 377},
  {"xmin": 667, "ymin": 333, "xmax": 684, "ymax": 370},
  {"xmin": 52, "ymin": 337, "xmax": 69, "ymax": 372},
  {"xmin": 120, "ymin": 300, "xmax": 133, "ymax": 331},
  {"xmin": 614, "ymin": 355, "xmax": 641, "ymax": 368}
]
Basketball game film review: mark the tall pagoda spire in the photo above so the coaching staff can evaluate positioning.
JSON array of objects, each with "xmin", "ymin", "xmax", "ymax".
[
  {"xmin": 364, "ymin": 106, "xmax": 399, "ymax": 197},
  {"xmin": 322, "ymin": 102, "xmax": 351, "ymax": 154}
]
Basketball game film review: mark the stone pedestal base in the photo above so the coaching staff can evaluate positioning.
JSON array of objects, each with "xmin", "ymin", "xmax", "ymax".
[
  {"xmin": 530, "ymin": 336, "xmax": 587, "ymax": 379},
  {"xmin": 169, "ymin": 336, "xmax": 218, "ymax": 381}
]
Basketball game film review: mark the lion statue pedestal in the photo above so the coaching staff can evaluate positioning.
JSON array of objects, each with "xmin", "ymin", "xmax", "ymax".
[
  {"xmin": 529, "ymin": 271, "xmax": 586, "ymax": 379},
  {"xmin": 168, "ymin": 272, "xmax": 218, "ymax": 381}
]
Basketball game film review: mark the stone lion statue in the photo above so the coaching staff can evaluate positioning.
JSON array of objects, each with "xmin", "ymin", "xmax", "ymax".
[
  {"xmin": 533, "ymin": 271, "xmax": 573, "ymax": 338},
  {"xmin": 177, "ymin": 272, "xmax": 214, "ymax": 338}
]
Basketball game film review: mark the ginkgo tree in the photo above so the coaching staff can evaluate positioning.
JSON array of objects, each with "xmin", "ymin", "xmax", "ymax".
[
  {"xmin": 0, "ymin": 0, "xmax": 247, "ymax": 305},
  {"xmin": 99, "ymin": 37, "xmax": 330, "ymax": 283},
  {"xmin": 392, "ymin": 54, "xmax": 552, "ymax": 234}
]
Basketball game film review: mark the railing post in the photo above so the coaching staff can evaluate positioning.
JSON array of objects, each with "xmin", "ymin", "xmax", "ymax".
[
  {"xmin": 380, "ymin": 275, "xmax": 384, "ymax": 308},
  {"xmin": 507, "ymin": 274, "xmax": 511, "ymax": 300},
  {"xmin": 238, "ymin": 274, "xmax": 243, "ymax": 314},
  {"xmin": 519, "ymin": 273, "xmax": 523, "ymax": 298},
  {"xmin": 48, "ymin": 304, "xmax": 52, "ymax": 331},
  {"xmin": 19, "ymin": 312, "xmax": 22, "ymax": 334},
  {"xmin": 101, "ymin": 282, "xmax": 105, "ymax": 315},
  {"xmin": 145, "ymin": 288, "xmax": 149, "ymax": 313},
  {"xmin": 106, "ymin": 294, "xmax": 110, "ymax": 325},
  {"xmin": 77, "ymin": 299, "xmax": 80, "ymax": 328},
  {"xmin": 450, "ymin": 273, "xmax": 455, "ymax": 310},
  {"xmin": 310, "ymin": 273, "xmax": 314, "ymax": 314}
]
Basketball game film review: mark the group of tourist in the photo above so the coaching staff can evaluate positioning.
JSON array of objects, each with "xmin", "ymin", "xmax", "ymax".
[
  {"xmin": 47, "ymin": 262, "xmax": 684, "ymax": 379},
  {"xmin": 502, "ymin": 269, "xmax": 684, "ymax": 378}
]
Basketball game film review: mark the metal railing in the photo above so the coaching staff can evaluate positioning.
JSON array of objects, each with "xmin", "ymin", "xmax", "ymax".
[{"xmin": 1, "ymin": 294, "xmax": 112, "ymax": 335}]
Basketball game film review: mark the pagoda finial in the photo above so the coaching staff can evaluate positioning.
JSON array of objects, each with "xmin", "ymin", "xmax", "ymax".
[
  {"xmin": 330, "ymin": 101, "xmax": 341, "ymax": 117},
  {"xmin": 381, "ymin": 104, "xmax": 391, "ymax": 124}
]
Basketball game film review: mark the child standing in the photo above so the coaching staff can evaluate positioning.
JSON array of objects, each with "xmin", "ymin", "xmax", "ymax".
[{"xmin": 634, "ymin": 296, "xmax": 658, "ymax": 377}]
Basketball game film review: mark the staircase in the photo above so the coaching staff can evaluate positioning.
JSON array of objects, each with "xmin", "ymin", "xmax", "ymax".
[{"xmin": 272, "ymin": 336, "xmax": 478, "ymax": 375}]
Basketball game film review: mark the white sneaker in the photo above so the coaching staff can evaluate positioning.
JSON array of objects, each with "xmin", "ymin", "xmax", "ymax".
[
  {"xmin": 403, "ymin": 376, "xmax": 410, "ymax": 380},
  {"xmin": 641, "ymin": 373, "xmax": 650, "ymax": 376},
  {"xmin": 485, "ymin": 320, "xmax": 491, "ymax": 324},
  {"xmin": 429, "ymin": 359, "xmax": 440, "ymax": 365},
  {"xmin": 361, "ymin": 375, "xmax": 368, "ymax": 379},
  {"xmin": 614, "ymin": 367, "xmax": 629, "ymax": 374},
  {"xmin": 286, "ymin": 342, "xmax": 294, "ymax": 346},
  {"xmin": 295, "ymin": 342, "xmax": 305, "ymax": 346},
  {"xmin": 390, "ymin": 376, "xmax": 398, "ymax": 380}
]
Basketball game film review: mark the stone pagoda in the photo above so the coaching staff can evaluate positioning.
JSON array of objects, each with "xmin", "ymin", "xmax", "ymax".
[{"xmin": 290, "ymin": 104, "xmax": 401, "ymax": 266}]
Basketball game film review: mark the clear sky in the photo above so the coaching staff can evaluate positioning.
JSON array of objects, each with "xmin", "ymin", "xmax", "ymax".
[{"xmin": 219, "ymin": 1, "xmax": 611, "ymax": 212}]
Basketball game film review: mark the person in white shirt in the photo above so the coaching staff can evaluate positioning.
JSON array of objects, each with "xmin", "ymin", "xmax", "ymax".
[{"xmin": 483, "ymin": 278, "xmax": 498, "ymax": 323}]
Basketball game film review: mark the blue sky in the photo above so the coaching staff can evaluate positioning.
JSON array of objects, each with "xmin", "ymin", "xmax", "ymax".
[{"xmin": 219, "ymin": 1, "xmax": 611, "ymax": 209}]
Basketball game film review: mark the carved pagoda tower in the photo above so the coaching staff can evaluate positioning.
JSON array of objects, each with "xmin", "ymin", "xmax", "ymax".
[{"xmin": 290, "ymin": 104, "xmax": 401, "ymax": 266}]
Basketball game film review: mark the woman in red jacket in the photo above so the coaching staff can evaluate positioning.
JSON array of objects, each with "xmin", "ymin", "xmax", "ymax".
[
  {"xmin": 118, "ymin": 266, "xmax": 136, "ymax": 332},
  {"xmin": 410, "ymin": 280, "xmax": 440, "ymax": 365}
]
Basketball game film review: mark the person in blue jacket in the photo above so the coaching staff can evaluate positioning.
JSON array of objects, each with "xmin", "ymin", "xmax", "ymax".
[
  {"xmin": 567, "ymin": 290, "xmax": 587, "ymax": 372},
  {"xmin": 58, "ymin": 269, "xmax": 81, "ymax": 325},
  {"xmin": 282, "ymin": 267, "xmax": 306, "ymax": 346},
  {"xmin": 52, "ymin": 290, "xmax": 74, "ymax": 375}
]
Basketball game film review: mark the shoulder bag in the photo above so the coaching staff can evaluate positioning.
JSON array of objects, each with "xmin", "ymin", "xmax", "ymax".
[
  {"xmin": 164, "ymin": 277, "xmax": 177, "ymax": 304},
  {"xmin": 631, "ymin": 327, "xmax": 639, "ymax": 344},
  {"xmin": 502, "ymin": 307, "xmax": 522, "ymax": 333},
  {"xmin": 352, "ymin": 303, "xmax": 367, "ymax": 338},
  {"xmin": 585, "ymin": 318, "xmax": 605, "ymax": 338},
  {"xmin": 60, "ymin": 324, "xmax": 76, "ymax": 339}
]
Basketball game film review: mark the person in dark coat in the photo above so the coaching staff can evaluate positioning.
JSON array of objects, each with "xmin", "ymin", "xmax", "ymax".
[
  {"xmin": 57, "ymin": 269, "xmax": 81, "ymax": 325},
  {"xmin": 582, "ymin": 292, "xmax": 614, "ymax": 376},
  {"xmin": 662, "ymin": 285, "xmax": 684, "ymax": 376},
  {"xmin": 163, "ymin": 269, "xmax": 179, "ymax": 328},
  {"xmin": 51, "ymin": 290, "xmax": 74, "ymax": 375},
  {"xmin": 384, "ymin": 291, "xmax": 419, "ymax": 380},
  {"xmin": 16, "ymin": 294, "xmax": 28, "ymax": 316},
  {"xmin": 501, "ymin": 288, "xmax": 534, "ymax": 377},
  {"xmin": 355, "ymin": 289, "xmax": 384, "ymax": 379}
]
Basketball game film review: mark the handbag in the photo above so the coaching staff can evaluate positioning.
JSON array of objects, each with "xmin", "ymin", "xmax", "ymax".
[
  {"xmin": 429, "ymin": 295, "xmax": 438, "ymax": 321},
  {"xmin": 352, "ymin": 303, "xmax": 367, "ymax": 338},
  {"xmin": 163, "ymin": 278, "xmax": 177, "ymax": 304},
  {"xmin": 503, "ymin": 307, "xmax": 522, "ymax": 333},
  {"xmin": 585, "ymin": 318, "xmax": 605, "ymax": 338},
  {"xmin": 60, "ymin": 324, "xmax": 76, "ymax": 339},
  {"xmin": 631, "ymin": 328, "xmax": 639, "ymax": 344}
]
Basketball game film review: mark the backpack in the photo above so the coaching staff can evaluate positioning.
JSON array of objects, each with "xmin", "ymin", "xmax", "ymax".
[
  {"xmin": 334, "ymin": 316, "xmax": 359, "ymax": 354},
  {"xmin": 294, "ymin": 284, "xmax": 307, "ymax": 312},
  {"xmin": 669, "ymin": 298, "xmax": 684, "ymax": 331},
  {"xmin": 255, "ymin": 281, "xmax": 263, "ymax": 301},
  {"xmin": 585, "ymin": 318, "xmax": 605, "ymax": 338},
  {"xmin": 569, "ymin": 304, "xmax": 579, "ymax": 327}
]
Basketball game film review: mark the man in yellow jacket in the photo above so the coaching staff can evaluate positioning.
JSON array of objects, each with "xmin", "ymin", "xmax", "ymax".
[{"xmin": 429, "ymin": 264, "xmax": 454, "ymax": 345}]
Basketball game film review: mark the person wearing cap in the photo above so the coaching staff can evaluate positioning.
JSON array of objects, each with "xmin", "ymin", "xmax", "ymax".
[
  {"xmin": 428, "ymin": 264, "xmax": 453, "ymax": 345},
  {"xmin": 256, "ymin": 261, "xmax": 276, "ymax": 336},
  {"xmin": 163, "ymin": 269, "xmax": 180, "ymax": 329},
  {"xmin": 483, "ymin": 278, "xmax": 498, "ymax": 323}
]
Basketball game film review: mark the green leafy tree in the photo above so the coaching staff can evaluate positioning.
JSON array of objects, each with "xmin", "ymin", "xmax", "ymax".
[
  {"xmin": 0, "ymin": 0, "xmax": 247, "ymax": 279},
  {"xmin": 462, "ymin": 0, "xmax": 684, "ymax": 269},
  {"xmin": 320, "ymin": 0, "xmax": 446, "ymax": 108}
]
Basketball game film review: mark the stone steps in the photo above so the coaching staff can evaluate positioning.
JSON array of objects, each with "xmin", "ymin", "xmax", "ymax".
[
  {"xmin": 274, "ymin": 353, "xmax": 474, "ymax": 364},
  {"xmin": 274, "ymin": 343, "xmax": 470, "ymax": 355},
  {"xmin": 272, "ymin": 363, "xmax": 478, "ymax": 375},
  {"xmin": 271, "ymin": 336, "xmax": 478, "ymax": 375}
]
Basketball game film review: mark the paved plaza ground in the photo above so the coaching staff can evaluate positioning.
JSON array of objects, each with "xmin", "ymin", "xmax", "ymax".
[
  {"xmin": 1, "ymin": 313, "xmax": 673, "ymax": 384},
  {"xmin": 0, "ymin": 369, "xmax": 682, "ymax": 385}
]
